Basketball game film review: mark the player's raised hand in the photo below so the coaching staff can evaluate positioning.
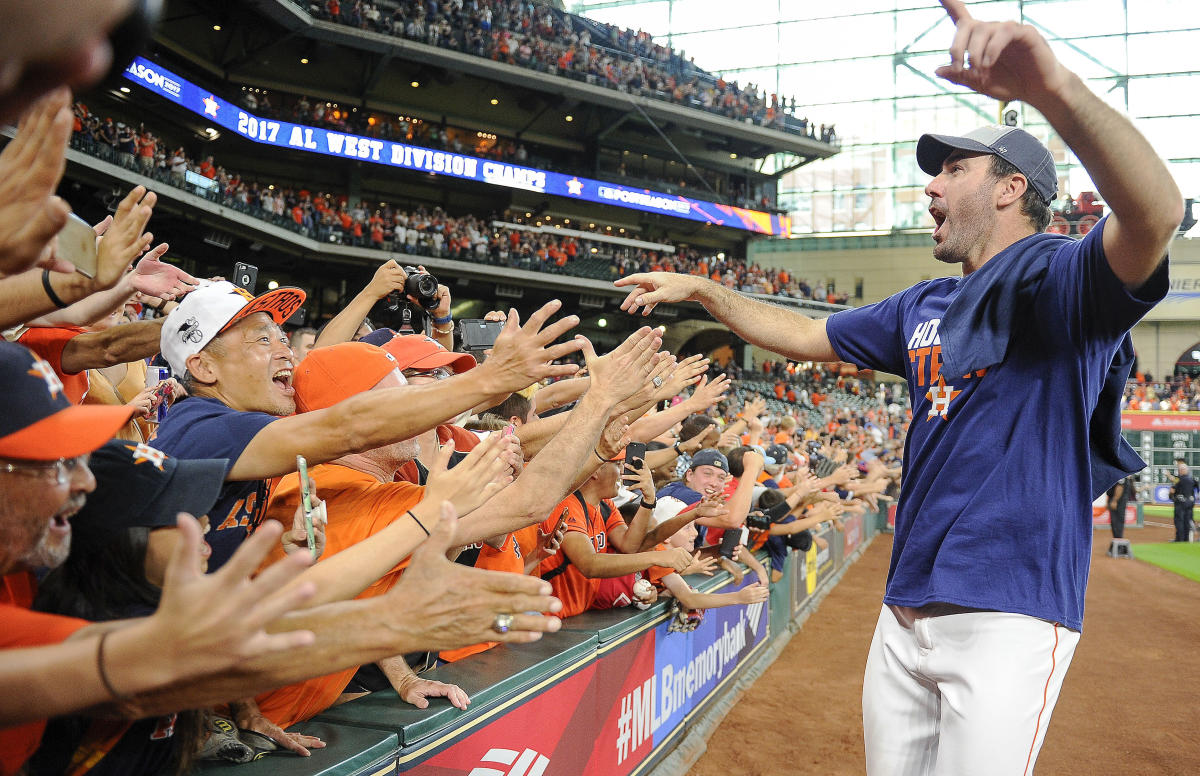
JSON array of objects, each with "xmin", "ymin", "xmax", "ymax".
[
  {"xmin": 615, "ymin": 271, "xmax": 708, "ymax": 317},
  {"xmin": 935, "ymin": 0, "xmax": 1067, "ymax": 106}
]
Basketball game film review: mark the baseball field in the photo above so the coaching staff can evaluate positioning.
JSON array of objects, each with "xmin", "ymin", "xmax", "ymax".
[{"xmin": 689, "ymin": 523, "xmax": 1200, "ymax": 775}]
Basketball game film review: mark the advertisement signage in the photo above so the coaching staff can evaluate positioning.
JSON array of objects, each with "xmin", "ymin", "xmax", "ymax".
[
  {"xmin": 1121, "ymin": 412, "xmax": 1200, "ymax": 431},
  {"xmin": 409, "ymin": 578, "xmax": 768, "ymax": 775},
  {"xmin": 842, "ymin": 512, "xmax": 864, "ymax": 557},
  {"xmin": 123, "ymin": 57, "xmax": 791, "ymax": 236}
]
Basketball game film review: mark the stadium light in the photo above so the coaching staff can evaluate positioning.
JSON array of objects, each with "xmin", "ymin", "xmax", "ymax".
[
  {"xmin": 565, "ymin": 115, "xmax": 574, "ymax": 122},
  {"xmin": 411, "ymin": 81, "xmax": 419, "ymax": 88},
  {"xmin": 300, "ymin": 57, "xmax": 309, "ymax": 64},
  {"xmin": 490, "ymin": 98, "xmax": 499, "ymax": 105},
  {"xmin": 213, "ymin": 24, "xmax": 221, "ymax": 31},
  {"xmin": 597, "ymin": 318, "xmax": 607, "ymax": 328}
]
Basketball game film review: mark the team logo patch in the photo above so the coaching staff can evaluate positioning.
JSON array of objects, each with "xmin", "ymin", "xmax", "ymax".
[
  {"xmin": 126, "ymin": 443, "xmax": 168, "ymax": 470},
  {"xmin": 178, "ymin": 316, "xmax": 204, "ymax": 344},
  {"xmin": 27, "ymin": 357, "xmax": 63, "ymax": 399},
  {"xmin": 202, "ymin": 94, "xmax": 219, "ymax": 118},
  {"xmin": 925, "ymin": 377, "xmax": 961, "ymax": 421}
]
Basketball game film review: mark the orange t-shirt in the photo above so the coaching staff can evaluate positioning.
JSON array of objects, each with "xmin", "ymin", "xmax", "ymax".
[
  {"xmin": 17, "ymin": 326, "xmax": 90, "ymax": 404},
  {"xmin": 439, "ymin": 532, "xmax": 525, "ymax": 663},
  {"xmin": 0, "ymin": 573, "xmax": 89, "ymax": 776},
  {"xmin": 536, "ymin": 496, "xmax": 623, "ymax": 618},
  {"xmin": 255, "ymin": 464, "xmax": 424, "ymax": 729},
  {"xmin": 644, "ymin": 544, "xmax": 674, "ymax": 591}
]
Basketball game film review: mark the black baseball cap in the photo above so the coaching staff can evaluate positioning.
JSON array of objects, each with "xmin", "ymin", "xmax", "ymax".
[
  {"xmin": 689, "ymin": 448, "xmax": 729, "ymax": 473},
  {"xmin": 917, "ymin": 125, "xmax": 1057, "ymax": 205},
  {"xmin": 765, "ymin": 444, "xmax": 791, "ymax": 466},
  {"xmin": 70, "ymin": 440, "xmax": 227, "ymax": 546}
]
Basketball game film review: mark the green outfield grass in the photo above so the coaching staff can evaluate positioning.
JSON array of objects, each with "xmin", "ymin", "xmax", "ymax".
[
  {"xmin": 1135, "ymin": 542, "xmax": 1200, "ymax": 583},
  {"xmin": 1142, "ymin": 504, "xmax": 1175, "ymax": 520}
]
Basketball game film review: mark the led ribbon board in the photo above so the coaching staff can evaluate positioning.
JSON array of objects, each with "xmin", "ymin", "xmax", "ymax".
[{"xmin": 123, "ymin": 57, "xmax": 791, "ymax": 236}]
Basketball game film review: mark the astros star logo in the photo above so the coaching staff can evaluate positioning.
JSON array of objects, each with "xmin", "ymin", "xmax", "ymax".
[
  {"xmin": 125, "ymin": 443, "xmax": 168, "ymax": 470},
  {"xmin": 27, "ymin": 357, "xmax": 63, "ymax": 399},
  {"xmin": 202, "ymin": 95, "xmax": 220, "ymax": 118},
  {"xmin": 925, "ymin": 377, "xmax": 961, "ymax": 421},
  {"xmin": 565, "ymin": 177, "xmax": 584, "ymax": 196}
]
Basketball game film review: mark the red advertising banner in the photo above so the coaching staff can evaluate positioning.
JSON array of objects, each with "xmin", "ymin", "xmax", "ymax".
[
  {"xmin": 842, "ymin": 513, "xmax": 864, "ymax": 557},
  {"xmin": 409, "ymin": 631, "xmax": 665, "ymax": 776},
  {"xmin": 1121, "ymin": 412, "xmax": 1200, "ymax": 431},
  {"xmin": 1091, "ymin": 503, "xmax": 1137, "ymax": 527}
]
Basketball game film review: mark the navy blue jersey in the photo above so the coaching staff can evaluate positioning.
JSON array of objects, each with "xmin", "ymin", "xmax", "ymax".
[
  {"xmin": 826, "ymin": 220, "xmax": 1166, "ymax": 630},
  {"xmin": 153, "ymin": 396, "xmax": 279, "ymax": 569}
]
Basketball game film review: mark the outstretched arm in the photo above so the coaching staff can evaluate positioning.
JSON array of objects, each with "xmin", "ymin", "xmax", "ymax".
[
  {"xmin": 615, "ymin": 272, "xmax": 838, "ymax": 363},
  {"xmin": 935, "ymin": 0, "xmax": 1182, "ymax": 289}
]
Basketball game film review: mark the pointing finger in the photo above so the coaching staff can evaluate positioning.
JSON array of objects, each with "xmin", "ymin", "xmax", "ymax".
[{"xmin": 939, "ymin": 0, "xmax": 972, "ymax": 23}]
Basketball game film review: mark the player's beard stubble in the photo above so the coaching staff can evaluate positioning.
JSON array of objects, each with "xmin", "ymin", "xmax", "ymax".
[{"xmin": 932, "ymin": 182, "xmax": 996, "ymax": 268}]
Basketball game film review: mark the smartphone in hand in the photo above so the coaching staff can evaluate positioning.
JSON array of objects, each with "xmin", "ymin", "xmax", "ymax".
[{"xmin": 296, "ymin": 455, "xmax": 317, "ymax": 559}]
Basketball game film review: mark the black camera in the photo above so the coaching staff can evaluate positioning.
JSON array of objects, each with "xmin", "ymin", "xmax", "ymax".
[
  {"xmin": 746, "ymin": 510, "xmax": 771, "ymax": 532},
  {"xmin": 746, "ymin": 500, "xmax": 791, "ymax": 531},
  {"xmin": 403, "ymin": 266, "xmax": 440, "ymax": 310},
  {"xmin": 385, "ymin": 267, "xmax": 440, "ymax": 312}
]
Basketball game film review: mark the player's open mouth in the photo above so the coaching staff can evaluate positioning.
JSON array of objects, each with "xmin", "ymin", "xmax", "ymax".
[
  {"xmin": 930, "ymin": 206, "xmax": 947, "ymax": 241},
  {"xmin": 272, "ymin": 368, "xmax": 295, "ymax": 396}
]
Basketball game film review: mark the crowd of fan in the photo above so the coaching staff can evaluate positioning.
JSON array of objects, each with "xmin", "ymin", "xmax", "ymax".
[
  {"xmin": 1123, "ymin": 372, "xmax": 1200, "ymax": 411},
  {"xmin": 1, "ymin": 80, "xmax": 894, "ymax": 774},
  {"xmin": 67, "ymin": 105, "xmax": 850, "ymax": 306},
  {"xmin": 299, "ymin": 0, "xmax": 838, "ymax": 142}
]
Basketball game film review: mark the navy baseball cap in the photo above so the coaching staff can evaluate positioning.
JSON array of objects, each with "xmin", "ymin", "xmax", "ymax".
[
  {"xmin": 70, "ymin": 440, "xmax": 227, "ymax": 546},
  {"xmin": 689, "ymin": 448, "xmax": 729, "ymax": 473},
  {"xmin": 917, "ymin": 125, "xmax": 1057, "ymax": 204},
  {"xmin": 0, "ymin": 342, "xmax": 135, "ymax": 460}
]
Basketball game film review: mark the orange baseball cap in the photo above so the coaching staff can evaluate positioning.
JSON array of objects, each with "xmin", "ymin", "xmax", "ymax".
[
  {"xmin": 292, "ymin": 342, "xmax": 403, "ymax": 413},
  {"xmin": 364, "ymin": 330, "xmax": 476, "ymax": 374},
  {"xmin": 0, "ymin": 342, "xmax": 136, "ymax": 460}
]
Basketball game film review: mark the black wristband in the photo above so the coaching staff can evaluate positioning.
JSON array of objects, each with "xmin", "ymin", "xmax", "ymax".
[
  {"xmin": 640, "ymin": 498, "xmax": 657, "ymax": 510},
  {"xmin": 407, "ymin": 510, "xmax": 430, "ymax": 536},
  {"xmin": 673, "ymin": 442, "xmax": 683, "ymax": 456},
  {"xmin": 42, "ymin": 269, "xmax": 69, "ymax": 309}
]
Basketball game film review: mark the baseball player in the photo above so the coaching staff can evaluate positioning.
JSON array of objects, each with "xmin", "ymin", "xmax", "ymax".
[{"xmin": 614, "ymin": 1, "xmax": 1182, "ymax": 772}]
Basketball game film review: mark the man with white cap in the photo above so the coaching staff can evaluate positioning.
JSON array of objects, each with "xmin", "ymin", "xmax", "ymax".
[
  {"xmin": 153, "ymin": 280, "xmax": 583, "ymax": 569},
  {"xmin": 614, "ymin": 1, "xmax": 1182, "ymax": 771}
]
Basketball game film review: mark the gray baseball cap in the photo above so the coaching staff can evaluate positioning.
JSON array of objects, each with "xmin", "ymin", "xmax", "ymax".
[{"xmin": 917, "ymin": 125, "xmax": 1057, "ymax": 205}]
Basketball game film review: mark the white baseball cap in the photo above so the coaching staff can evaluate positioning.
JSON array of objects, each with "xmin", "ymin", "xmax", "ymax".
[{"xmin": 160, "ymin": 280, "xmax": 306, "ymax": 376}]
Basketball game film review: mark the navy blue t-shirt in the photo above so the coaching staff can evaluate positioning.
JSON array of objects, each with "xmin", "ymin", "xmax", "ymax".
[
  {"xmin": 153, "ymin": 396, "xmax": 279, "ymax": 570},
  {"xmin": 826, "ymin": 219, "xmax": 1166, "ymax": 630}
]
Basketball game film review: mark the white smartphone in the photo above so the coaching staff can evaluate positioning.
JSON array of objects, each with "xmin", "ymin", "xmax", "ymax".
[{"xmin": 55, "ymin": 214, "xmax": 98, "ymax": 278}]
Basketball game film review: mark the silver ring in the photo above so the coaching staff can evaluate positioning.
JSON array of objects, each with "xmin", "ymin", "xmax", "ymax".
[
  {"xmin": 652, "ymin": 376, "xmax": 664, "ymax": 388},
  {"xmin": 491, "ymin": 613, "xmax": 514, "ymax": 634}
]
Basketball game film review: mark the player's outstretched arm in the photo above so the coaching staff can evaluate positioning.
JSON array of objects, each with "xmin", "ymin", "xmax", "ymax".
[
  {"xmin": 615, "ymin": 272, "xmax": 838, "ymax": 362},
  {"xmin": 935, "ymin": 0, "xmax": 1182, "ymax": 289}
]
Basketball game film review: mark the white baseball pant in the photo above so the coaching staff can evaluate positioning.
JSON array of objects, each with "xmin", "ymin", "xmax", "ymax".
[{"xmin": 862, "ymin": 603, "xmax": 1079, "ymax": 775}]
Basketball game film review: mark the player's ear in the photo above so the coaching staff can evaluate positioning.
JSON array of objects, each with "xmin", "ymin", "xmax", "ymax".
[{"xmin": 996, "ymin": 172, "xmax": 1028, "ymax": 209}]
